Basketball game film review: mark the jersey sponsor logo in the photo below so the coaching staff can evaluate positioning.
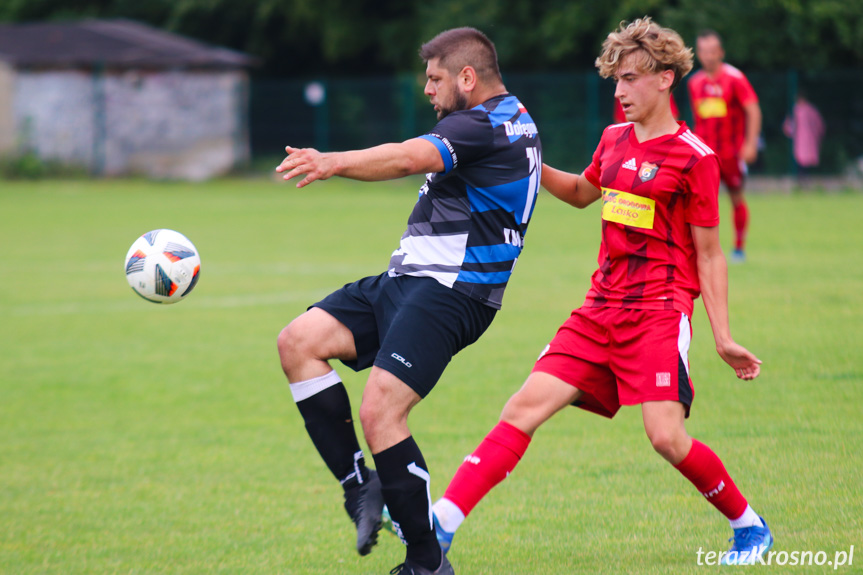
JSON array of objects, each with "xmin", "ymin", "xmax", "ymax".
[
  {"xmin": 639, "ymin": 161, "xmax": 659, "ymax": 182},
  {"xmin": 656, "ymin": 372, "xmax": 671, "ymax": 387},
  {"xmin": 503, "ymin": 120, "xmax": 538, "ymax": 138},
  {"xmin": 391, "ymin": 352, "xmax": 413, "ymax": 368},
  {"xmin": 696, "ymin": 97, "xmax": 728, "ymax": 119},
  {"xmin": 601, "ymin": 188, "xmax": 656, "ymax": 230},
  {"xmin": 503, "ymin": 228, "xmax": 523, "ymax": 247},
  {"xmin": 704, "ymin": 83, "xmax": 724, "ymax": 97},
  {"xmin": 622, "ymin": 157, "xmax": 638, "ymax": 171}
]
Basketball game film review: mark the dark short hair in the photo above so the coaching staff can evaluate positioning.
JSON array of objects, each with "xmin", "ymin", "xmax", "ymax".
[
  {"xmin": 419, "ymin": 27, "xmax": 502, "ymax": 84},
  {"xmin": 696, "ymin": 29, "xmax": 723, "ymax": 45}
]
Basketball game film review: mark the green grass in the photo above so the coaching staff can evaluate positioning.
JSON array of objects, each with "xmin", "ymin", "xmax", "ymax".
[{"xmin": 1, "ymin": 179, "xmax": 862, "ymax": 574}]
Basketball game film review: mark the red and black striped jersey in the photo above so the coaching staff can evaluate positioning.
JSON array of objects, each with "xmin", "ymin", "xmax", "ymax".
[
  {"xmin": 581, "ymin": 122, "xmax": 720, "ymax": 318},
  {"xmin": 687, "ymin": 63, "xmax": 758, "ymax": 159}
]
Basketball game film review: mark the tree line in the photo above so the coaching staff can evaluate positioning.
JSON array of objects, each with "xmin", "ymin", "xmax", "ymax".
[{"xmin": 2, "ymin": 0, "xmax": 861, "ymax": 76}]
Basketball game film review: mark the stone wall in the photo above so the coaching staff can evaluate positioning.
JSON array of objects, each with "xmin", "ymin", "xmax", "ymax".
[
  {"xmin": 0, "ymin": 61, "xmax": 16, "ymax": 155},
  {"xmin": 14, "ymin": 70, "xmax": 96, "ymax": 166},
  {"xmin": 10, "ymin": 68, "xmax": 249, "ymax": 180}
]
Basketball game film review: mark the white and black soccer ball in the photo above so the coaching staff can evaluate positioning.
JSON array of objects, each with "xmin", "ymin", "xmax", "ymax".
[{"xmin": 124, "ymin": 229, "xmax": 201, "ymax": 304}]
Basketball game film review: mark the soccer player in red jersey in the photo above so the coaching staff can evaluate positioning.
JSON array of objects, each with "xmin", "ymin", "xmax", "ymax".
[
  {"xmin": 429, "ymin": 18, "xmax": 773, "ymax": 567},
  {"xmin": 687, "ymin": 30, "xmax": 762, "ymax": 262}
]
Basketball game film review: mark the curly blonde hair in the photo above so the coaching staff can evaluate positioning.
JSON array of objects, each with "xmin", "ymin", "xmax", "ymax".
[{"xmin": 595, "ymin": 17, "xmax": 693, "ymax": 90}]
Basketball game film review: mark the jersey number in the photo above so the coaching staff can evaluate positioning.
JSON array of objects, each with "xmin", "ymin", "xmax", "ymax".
[{"xmin": 522, "ymin": 147, "xmax": 542, "ymax": 224}]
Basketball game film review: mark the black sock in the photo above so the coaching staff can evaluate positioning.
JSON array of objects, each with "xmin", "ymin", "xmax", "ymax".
[
  {"xmin": 295, "ymin": 382, "xmax": 369, "ymax": 489},
  {"xmin": 373, "ymin": 436, "xmax": 440, "ymax": 571}
]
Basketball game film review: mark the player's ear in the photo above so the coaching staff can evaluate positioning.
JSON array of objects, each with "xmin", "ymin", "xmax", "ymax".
[
  {"xmin": 459, "ymin": 66, "xmax": 478, "ymax": 92},
  {"xmin": 659, "ymin": 69, "xmax": 675, "ymax": 91}
]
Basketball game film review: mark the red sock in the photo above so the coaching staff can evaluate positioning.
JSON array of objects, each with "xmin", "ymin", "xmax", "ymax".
[
  {"xmin": 733, "ymin": 201, "xmax": 749, "ymax": 250},
  {"xmin": 674, "ymin": 439, "xmax": 748, "ymax": 520},
  {"xmin": 443, "ymin": 421, "xmax": 531, "ymax": 517}
]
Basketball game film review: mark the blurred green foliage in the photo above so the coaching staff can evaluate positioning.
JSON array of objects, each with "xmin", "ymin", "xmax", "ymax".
[
  {"xmin": 1, "ymin": 0, "xmax": 861, "ymax": 76},
  {"xmin": 0, "ymin": 151, "xmax": 89, "ymax": 179}
]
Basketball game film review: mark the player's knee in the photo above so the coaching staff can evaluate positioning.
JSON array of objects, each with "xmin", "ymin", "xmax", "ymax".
[
  {"xmin": 728, "ymin": 189, "xmax": 744, "ymax": 205},
  {"xmin": 358, "ymin": 394, "xmax": 394, "ymax": 447},
  {"xmin": 499, "ymin": 390, "xmax": 544, "ymax": 436},
  {"xmin": 649, "ymin": 432, "xmax": 674, "ymax": 458},
  {"xmin": 647, "ymin": 429, "xmax": 687, "ymax": 462},
  {"xmin": 277, "ymin": 315, "xmax": 314, "ymax": 368},
  {"xmin": 357, "ymin": 399, "xmax": 379, "ymax": 438},
  {"xmin": 359, "ymin": 372, "xmax": 416, "ymax": 449},
  {"xmin": 276, "ymin": 322, "xmax": 296, "ymax": 360},
  {"xmin": 500, "ymin": 391, "xmax": 528, "ymax": 421}
]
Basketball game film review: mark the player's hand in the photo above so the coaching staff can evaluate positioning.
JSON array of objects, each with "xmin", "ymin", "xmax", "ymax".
[
  {"xmin": 276, "ymin": 146, "xmax": 337, "ymax": 188},
  {"xmin": 717, "ymin": 340, "xmax": 762, "ymax": 380},
  {"xmin": 740, "ymin": 141, "xmax": 758, "ymax": 165}
]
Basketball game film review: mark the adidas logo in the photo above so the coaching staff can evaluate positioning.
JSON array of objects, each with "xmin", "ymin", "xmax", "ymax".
[{"xmin": 623, "ymin": 157, "xmax": 638, "ymax": 171}]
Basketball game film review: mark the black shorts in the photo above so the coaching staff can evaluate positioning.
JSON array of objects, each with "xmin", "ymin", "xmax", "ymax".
[{"xmin": 312, "ymin": 273, "xmax": 497, "ymax": 398}]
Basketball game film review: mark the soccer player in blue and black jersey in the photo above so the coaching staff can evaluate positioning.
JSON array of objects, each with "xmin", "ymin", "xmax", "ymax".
[{"xmin": 276, "ymin": 27, "xmax": 542, "ymax": 575}]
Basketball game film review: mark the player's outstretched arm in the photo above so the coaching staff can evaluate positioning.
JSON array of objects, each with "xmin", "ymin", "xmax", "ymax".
[
  {"xmin": 740, "ymin": 101, "xmax": 762, "ymax": 165},
  {"xmin": 276, "ymin": 138, "xmax": 445, "ymax": 188},
  {"xmin": 691, "ymin": 224, "xmax": 762, "ymax": 380},
  {"xmin": 540, "ymin": 163, "xmax": 601, "ymax": 208}
]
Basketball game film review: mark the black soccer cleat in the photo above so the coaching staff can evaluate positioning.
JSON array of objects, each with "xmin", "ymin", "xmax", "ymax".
[
  {"xmin": 389, "ymin": 551, "xmax": 454, "ymax": 575},
  {"xmin": 344, "ymin": 469, "xmax": 385, "ymax": 556}
]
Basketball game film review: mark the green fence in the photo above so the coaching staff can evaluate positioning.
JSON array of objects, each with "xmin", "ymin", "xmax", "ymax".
[{"xmin": 251, "ymin": 69, "xmax": 863, "ymax": 176}]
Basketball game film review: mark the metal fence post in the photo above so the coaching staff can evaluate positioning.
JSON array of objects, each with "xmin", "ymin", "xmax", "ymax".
[
  {"xmin": 91, "ymin": 62, "xmax": 106, "ymax": 176},
  {"xmin": 787, "ymin": 68, "xmax": 798, "ymax": 177},
  {"xmin": 234, "ymin": 73, "xmax": 251, "ymax": 170},
  {"xmin": 399, "ymin": 73, "xmax": 416, "ymax": 142}
]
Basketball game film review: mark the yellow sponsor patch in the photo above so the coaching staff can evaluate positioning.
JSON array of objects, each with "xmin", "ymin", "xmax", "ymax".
[
  {"xmin": 601, "ymin": 188, "xmax": 656, "ymax": 229},
  {"xmin": 696, "ymin": 97, "xmax": 728, "ymax": 119}
]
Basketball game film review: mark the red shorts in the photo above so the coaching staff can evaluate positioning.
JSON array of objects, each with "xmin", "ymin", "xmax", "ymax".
[
  {"xmin": 532, "ymin": 307, "xmax": 694, "ymax": 418},
  {"xmin": 718, "ymin": 156, "xmax": 746, "ymax": 192}
]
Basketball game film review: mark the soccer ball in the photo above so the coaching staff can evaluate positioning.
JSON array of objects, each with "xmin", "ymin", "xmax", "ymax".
[{"xmin": 124, "ymin": 229, "xmax": 201, "ymax": 304}]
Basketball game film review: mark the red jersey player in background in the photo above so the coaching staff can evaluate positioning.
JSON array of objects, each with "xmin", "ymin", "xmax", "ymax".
[
  {"xmin": 427, "ymin": 17, "xmax": 773, "ymax": 567},
  {"xmin": 687, "ymin": 30, "xmax": 762, "ymax": 262}
]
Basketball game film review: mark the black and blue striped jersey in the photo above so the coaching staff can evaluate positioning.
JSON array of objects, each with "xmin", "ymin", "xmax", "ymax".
[{"xmin": 387, "ymin": 93, "xmax": 542, "ymax": 309}]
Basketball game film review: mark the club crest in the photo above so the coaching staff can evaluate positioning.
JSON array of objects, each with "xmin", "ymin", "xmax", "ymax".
[{"xmin": 639, "ymin": 161, "xmax": 658, "ymax": 182}]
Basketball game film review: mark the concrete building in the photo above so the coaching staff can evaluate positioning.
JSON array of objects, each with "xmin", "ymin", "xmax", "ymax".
[{"xmin": 0, "ymin": 19, "xmax": 256, "ymax": 180}]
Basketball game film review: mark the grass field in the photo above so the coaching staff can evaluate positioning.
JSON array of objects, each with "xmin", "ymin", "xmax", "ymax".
[{"xmin": 1, "ymin": 178, "xmax": 862, "ymax": 574}]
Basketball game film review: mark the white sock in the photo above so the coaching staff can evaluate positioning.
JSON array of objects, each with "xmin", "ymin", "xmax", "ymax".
[
  {"xmin": 288, "ymin": 370, "xmax": 341, "ymax": 402},
  {"xmin": 729, "ymin": 504, "xmax": 764, "ymax": 529},
  {"xmin": 432, "ymin": 498, "xmax": 465, "ymax": 534}
]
